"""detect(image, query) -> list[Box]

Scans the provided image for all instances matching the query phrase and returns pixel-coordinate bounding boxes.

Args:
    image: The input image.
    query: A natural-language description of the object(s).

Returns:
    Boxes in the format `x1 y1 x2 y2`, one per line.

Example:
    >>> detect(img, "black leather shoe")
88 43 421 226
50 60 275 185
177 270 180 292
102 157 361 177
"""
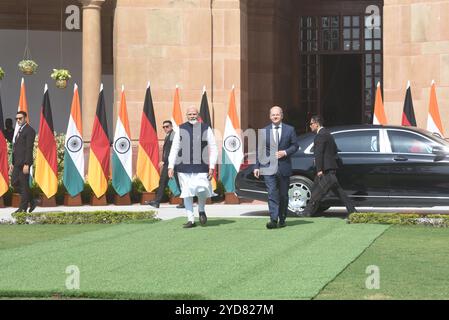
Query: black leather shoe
199 211 207 225
266 221 278 229
176 203 185 209
28 199 40 213
183 221 196 228
278 221 287 228
145 201 160 208
13 208 27 214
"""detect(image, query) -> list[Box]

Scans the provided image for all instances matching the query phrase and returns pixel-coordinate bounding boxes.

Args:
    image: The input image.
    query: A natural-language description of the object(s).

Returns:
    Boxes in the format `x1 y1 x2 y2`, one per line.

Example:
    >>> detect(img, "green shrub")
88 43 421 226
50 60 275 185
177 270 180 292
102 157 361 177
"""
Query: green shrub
10 210 158 225
348 213 449 227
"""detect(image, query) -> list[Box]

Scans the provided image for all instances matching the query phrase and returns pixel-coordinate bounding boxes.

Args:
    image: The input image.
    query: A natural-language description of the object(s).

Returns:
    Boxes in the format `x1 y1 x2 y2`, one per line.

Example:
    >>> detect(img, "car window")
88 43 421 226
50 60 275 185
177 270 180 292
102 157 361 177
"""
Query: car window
387 130 434 154
333 130 380 152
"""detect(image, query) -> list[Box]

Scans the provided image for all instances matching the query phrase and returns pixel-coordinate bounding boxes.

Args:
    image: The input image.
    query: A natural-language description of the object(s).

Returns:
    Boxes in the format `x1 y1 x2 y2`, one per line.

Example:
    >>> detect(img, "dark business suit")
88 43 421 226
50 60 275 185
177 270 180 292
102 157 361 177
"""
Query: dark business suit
11 123 36 211
304 127 356 216
154 130 175 203
256 123 299 224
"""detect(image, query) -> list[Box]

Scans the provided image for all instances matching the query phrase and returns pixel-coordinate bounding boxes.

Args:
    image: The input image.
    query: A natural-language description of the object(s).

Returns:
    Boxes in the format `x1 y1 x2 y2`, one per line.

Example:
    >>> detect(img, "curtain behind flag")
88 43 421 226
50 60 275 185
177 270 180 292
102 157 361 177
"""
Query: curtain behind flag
0 90 9 197
427 81 444 137
112 86 132 196
372 82 387 125
35 85 58 198
63 84 84 197
88 84 110 198
136 83 159 192
402 82 417 127
198 89 217 190
220 87 243 192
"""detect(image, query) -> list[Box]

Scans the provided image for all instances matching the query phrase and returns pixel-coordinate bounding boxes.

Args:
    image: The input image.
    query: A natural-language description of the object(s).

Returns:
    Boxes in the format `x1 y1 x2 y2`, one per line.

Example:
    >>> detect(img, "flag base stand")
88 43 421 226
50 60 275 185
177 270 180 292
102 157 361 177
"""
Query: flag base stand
225 192 240 204
0 197 4 208
64 194 82 206
12 193 21 207
40 195 57 207
114 193 131 205
91 194 107 206
140 192 156 205
169 196 182 205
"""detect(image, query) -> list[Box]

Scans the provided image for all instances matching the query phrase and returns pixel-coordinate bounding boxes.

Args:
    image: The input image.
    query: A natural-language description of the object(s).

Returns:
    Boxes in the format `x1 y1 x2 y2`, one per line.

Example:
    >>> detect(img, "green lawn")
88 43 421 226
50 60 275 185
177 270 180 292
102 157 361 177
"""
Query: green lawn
315 225 449 300
0 217 387 299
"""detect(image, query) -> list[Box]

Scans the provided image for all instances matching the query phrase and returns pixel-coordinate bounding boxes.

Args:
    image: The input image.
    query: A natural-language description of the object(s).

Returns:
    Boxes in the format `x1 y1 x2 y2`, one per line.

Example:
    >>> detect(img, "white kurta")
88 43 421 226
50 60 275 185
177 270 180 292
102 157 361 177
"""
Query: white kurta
168 123 218 198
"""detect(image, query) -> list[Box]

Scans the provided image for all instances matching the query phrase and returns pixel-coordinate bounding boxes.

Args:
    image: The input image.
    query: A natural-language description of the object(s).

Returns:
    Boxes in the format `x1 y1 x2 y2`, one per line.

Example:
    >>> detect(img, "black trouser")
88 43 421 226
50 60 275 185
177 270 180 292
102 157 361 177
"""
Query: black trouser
11 165 34 211
155 166 182 204
306 170 356 215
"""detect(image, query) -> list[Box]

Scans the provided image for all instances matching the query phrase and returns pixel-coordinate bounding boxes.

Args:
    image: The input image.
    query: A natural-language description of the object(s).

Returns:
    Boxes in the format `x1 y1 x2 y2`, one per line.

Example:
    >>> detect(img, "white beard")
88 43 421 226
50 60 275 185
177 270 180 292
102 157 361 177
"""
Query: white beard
189 120 198 125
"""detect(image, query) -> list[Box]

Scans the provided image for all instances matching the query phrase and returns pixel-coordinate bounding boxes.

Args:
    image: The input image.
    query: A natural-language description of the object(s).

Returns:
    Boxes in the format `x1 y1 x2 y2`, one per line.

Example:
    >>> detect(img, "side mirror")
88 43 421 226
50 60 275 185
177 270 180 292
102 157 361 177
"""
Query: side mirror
432 146 448 156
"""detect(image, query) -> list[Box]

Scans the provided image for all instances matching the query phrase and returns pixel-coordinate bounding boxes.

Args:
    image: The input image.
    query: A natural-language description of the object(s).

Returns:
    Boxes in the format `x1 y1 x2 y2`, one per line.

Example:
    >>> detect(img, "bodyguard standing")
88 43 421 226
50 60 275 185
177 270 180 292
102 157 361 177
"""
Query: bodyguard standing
9 111 36 213
254 106 299 229
302 115 356 217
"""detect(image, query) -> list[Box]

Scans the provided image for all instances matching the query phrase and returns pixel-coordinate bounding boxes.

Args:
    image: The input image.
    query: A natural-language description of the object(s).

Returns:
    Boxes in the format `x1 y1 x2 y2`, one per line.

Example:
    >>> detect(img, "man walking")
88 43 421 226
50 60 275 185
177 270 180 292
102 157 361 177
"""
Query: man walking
302 115 356 217
146 120 183 208
168 106 218 228
254 106 299 229
9 111 36 213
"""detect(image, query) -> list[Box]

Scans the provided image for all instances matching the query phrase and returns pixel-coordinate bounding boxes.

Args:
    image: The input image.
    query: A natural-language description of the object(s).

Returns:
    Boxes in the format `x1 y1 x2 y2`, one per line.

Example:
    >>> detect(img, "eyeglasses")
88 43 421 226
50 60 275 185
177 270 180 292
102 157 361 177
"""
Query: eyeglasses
162 125 170 129
309 122 316 126
16 117 24 121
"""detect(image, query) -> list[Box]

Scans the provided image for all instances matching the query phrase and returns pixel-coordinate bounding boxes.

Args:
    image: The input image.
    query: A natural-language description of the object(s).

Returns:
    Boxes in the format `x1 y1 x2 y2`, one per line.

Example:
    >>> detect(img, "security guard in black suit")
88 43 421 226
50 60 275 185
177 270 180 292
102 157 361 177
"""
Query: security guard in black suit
302 115 356 217
9 111 36 213
145 120 183 208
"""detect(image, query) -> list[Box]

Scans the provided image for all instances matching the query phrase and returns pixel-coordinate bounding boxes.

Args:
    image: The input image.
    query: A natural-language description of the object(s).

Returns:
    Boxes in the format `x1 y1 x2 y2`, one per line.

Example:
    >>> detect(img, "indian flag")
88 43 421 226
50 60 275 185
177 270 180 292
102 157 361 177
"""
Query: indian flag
372 81 387 125
112 85 132 196
63 84 84 197
220 87 243 192
427 80 444 137
171 85 183 132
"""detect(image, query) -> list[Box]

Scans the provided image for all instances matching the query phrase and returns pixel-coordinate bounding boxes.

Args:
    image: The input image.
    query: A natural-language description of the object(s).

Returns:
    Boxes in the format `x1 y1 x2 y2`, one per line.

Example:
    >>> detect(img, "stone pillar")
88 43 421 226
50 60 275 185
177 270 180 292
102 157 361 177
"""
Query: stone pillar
80 0 105 141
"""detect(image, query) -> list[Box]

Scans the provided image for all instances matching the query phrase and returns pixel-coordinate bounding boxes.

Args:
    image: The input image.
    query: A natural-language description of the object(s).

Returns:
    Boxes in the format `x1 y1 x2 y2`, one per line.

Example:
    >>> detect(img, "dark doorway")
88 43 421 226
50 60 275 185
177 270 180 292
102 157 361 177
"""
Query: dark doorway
320 54 362 126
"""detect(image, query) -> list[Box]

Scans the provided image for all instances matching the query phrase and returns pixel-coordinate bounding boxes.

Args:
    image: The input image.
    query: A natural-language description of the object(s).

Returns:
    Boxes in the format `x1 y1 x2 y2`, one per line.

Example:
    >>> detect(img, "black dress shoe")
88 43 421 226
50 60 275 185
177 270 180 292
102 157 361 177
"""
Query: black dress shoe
183 221 196 228
28 199 40 213
278 221 287 228
13 208 27 214
145 201 160 208
266 221 278 229
176 203 185 209
199 211 207 225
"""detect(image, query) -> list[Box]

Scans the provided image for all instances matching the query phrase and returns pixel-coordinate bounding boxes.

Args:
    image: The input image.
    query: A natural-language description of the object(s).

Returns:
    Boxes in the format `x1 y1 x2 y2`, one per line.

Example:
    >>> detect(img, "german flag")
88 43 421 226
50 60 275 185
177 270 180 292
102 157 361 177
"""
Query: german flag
35 85 58 198
136 83 159 192
402 81 417 127
88 84 111 198
0 90 9 197
198 87 217 190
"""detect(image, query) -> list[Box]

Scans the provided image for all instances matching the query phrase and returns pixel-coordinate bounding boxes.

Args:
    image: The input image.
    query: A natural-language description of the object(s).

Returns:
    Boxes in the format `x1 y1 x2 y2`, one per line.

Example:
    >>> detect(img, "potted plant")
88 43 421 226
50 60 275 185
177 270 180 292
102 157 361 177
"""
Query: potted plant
0 67 5 80
50 69 71 89
18 59 38 75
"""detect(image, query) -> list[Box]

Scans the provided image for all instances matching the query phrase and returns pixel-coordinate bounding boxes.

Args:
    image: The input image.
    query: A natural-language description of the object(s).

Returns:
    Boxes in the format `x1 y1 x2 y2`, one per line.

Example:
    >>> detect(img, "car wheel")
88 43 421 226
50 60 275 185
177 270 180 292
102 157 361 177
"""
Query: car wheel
287 176 313 216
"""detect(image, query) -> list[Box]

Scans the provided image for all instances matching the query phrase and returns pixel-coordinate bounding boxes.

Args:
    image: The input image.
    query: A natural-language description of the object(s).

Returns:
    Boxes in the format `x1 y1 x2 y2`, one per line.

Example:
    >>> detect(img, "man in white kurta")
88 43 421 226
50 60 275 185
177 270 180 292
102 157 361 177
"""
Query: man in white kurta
168 106 218 228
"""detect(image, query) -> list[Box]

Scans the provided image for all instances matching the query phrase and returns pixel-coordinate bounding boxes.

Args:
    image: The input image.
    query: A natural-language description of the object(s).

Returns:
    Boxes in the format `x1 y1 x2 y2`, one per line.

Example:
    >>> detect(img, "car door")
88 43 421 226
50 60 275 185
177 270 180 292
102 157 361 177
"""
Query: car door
331 129 391 205
386 129 449 206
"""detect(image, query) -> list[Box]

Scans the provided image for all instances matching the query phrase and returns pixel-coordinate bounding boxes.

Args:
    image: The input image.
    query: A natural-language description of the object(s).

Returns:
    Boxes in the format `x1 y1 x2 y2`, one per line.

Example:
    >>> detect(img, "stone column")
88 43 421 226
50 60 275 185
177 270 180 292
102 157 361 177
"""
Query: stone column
79 0 105 141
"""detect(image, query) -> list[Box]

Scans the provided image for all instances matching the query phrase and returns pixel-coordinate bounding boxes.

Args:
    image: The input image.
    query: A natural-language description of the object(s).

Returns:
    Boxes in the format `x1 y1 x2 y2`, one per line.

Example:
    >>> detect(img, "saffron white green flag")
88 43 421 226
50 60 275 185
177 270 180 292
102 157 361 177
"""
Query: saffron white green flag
112 85 132 196
220 87 243 192
63 84 84 196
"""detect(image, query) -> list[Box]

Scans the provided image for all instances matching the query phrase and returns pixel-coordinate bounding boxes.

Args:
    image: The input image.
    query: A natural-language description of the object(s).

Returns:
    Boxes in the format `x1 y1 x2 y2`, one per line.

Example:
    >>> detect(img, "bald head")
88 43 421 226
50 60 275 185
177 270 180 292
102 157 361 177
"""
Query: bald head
270 106 283 126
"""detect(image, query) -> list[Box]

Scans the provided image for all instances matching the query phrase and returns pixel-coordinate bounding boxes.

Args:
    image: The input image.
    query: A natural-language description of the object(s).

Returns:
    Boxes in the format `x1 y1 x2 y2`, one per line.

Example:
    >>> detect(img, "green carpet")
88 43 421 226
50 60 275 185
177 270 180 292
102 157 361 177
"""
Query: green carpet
0 218 388 299
315 225 449 300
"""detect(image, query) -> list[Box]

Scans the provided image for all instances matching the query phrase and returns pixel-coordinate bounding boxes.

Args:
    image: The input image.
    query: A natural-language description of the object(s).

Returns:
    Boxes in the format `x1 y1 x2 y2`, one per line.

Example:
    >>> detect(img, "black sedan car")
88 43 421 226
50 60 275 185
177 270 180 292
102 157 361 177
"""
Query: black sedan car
235 125 449 215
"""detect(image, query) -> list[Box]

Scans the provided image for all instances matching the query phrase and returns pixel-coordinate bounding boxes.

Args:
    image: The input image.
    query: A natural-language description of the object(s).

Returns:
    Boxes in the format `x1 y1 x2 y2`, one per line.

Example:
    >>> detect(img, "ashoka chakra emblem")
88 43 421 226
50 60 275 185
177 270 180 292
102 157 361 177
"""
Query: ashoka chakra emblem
66 135 83 153
114 137 131 154
224 136 241 153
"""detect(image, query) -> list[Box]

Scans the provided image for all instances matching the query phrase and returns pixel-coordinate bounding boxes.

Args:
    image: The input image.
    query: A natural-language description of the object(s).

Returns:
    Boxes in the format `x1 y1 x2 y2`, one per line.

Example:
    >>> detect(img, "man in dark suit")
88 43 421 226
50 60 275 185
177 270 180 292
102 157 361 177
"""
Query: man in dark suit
254 106 299 229
302 115 356 218
9 111 36 213
146 120 183 208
